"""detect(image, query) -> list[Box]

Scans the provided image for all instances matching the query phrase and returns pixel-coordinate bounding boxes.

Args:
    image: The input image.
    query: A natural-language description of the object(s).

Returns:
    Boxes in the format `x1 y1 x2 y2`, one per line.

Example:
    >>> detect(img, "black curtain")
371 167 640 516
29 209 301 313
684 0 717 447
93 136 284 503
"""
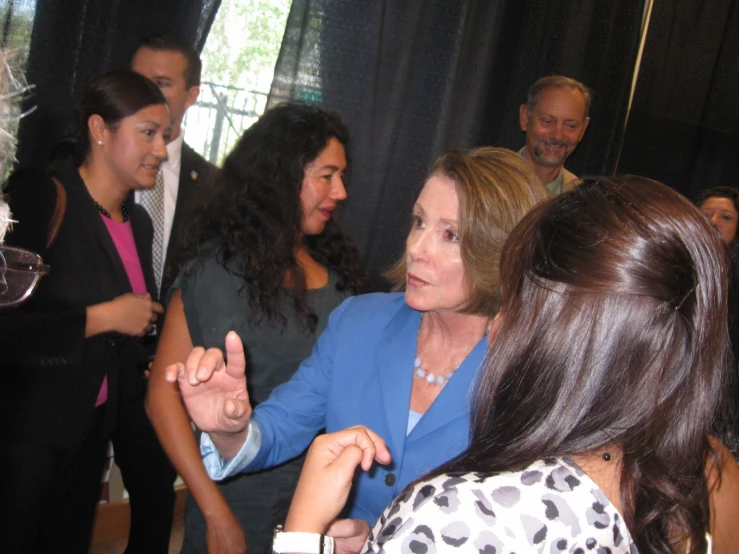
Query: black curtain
483 0 645 176
269 0 644 275
15 0 220 169
617 0 739 199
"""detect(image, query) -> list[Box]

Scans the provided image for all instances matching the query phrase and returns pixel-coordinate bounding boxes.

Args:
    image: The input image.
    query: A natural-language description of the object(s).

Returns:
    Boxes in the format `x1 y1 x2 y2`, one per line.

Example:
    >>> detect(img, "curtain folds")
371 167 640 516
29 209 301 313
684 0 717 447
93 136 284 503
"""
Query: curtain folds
16 0 221 169
616 0 739 198
269 0 645 275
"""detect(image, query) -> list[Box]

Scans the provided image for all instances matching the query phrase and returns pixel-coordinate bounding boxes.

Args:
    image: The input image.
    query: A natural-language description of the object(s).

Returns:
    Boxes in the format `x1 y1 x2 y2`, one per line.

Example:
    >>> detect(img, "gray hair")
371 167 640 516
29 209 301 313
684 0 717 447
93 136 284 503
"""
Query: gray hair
526 75 592 118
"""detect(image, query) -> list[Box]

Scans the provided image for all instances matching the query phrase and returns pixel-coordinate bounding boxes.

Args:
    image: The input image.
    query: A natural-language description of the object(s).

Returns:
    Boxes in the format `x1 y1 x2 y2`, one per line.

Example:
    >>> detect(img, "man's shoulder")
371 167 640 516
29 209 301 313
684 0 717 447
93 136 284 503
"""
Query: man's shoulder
180 142 218 182
562 167 579 192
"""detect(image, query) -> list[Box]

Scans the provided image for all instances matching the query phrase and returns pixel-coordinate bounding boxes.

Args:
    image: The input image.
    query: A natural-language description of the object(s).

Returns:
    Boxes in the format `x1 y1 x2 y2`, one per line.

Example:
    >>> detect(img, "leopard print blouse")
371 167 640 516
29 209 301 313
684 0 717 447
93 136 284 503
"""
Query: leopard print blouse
363 457 637 553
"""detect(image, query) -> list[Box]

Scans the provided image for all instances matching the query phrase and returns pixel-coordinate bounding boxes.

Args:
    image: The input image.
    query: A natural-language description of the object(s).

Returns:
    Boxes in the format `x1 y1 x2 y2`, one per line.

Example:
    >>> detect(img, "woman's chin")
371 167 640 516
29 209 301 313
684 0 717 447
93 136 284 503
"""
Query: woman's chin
404 288 430 312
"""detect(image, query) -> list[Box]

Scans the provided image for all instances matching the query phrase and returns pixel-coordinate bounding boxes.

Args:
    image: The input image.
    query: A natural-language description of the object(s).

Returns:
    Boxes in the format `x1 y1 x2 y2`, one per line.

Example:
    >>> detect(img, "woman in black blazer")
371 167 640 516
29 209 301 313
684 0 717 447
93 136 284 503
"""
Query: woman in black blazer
0 70 170 553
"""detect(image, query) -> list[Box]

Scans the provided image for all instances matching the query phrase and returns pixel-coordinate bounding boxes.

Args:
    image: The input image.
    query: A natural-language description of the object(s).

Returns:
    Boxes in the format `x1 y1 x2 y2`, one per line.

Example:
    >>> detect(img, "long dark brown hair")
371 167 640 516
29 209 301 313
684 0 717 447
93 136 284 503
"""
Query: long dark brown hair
176 103 367 332
431 176 733 552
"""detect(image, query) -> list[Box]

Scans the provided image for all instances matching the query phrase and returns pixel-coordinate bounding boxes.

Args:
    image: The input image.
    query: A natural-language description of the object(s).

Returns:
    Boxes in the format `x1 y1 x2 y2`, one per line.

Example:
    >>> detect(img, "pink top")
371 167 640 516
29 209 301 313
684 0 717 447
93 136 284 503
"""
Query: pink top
101 216 148 295
95 215 148 406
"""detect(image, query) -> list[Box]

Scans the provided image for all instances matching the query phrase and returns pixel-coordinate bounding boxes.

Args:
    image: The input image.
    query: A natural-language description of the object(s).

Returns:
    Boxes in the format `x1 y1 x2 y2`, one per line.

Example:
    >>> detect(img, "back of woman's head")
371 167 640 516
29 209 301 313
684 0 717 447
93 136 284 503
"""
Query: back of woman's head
472 176 730 552
55 69 166 166
388 147 548 315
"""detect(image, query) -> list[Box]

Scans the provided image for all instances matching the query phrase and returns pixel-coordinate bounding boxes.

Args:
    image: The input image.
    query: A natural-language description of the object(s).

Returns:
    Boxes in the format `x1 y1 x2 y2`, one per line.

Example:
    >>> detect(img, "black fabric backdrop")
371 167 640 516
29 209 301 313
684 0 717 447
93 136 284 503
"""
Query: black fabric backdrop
10 0 739 274
269 0 645 276
15 0 220 169
617 0 739 200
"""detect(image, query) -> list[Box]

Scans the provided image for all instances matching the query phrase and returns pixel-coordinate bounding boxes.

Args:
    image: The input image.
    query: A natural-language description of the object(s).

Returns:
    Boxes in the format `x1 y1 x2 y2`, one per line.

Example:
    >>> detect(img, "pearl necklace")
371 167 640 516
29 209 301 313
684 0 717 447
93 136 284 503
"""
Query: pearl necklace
413 317 492 387
414 356 458 386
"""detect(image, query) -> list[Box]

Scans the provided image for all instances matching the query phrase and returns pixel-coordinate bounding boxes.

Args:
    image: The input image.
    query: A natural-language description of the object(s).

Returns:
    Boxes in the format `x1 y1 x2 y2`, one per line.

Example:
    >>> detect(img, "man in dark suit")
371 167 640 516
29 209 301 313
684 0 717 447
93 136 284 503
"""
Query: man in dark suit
106 34 216 553
132 33 217 301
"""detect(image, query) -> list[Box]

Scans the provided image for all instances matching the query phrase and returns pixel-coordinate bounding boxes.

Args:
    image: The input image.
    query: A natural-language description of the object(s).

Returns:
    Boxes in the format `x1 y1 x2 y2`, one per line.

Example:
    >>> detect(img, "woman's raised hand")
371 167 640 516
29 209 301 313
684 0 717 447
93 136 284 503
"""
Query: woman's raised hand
284 426 392 534
165 331 253 458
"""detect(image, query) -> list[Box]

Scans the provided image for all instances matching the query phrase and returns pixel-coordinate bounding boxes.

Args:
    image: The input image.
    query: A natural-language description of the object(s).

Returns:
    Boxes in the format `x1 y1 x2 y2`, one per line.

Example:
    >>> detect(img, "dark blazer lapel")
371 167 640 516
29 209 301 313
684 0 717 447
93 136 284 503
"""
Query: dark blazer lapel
168 144 205 261
407 337 488 443
166 144 194 267
162 143 214 298
128 202 157 297
57 161 131 295
376 304 421 458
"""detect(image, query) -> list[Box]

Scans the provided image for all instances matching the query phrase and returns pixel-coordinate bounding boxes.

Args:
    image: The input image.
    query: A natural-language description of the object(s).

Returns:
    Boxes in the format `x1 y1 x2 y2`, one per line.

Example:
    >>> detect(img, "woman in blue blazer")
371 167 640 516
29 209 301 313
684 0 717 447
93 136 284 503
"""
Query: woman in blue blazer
165 148 549 528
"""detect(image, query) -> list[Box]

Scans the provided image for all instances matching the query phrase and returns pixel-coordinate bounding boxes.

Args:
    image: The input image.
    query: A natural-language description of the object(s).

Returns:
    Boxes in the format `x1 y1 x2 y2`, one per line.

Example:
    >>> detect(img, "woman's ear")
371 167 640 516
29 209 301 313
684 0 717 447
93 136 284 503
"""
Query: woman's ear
487 313 503 347
87 114 107 146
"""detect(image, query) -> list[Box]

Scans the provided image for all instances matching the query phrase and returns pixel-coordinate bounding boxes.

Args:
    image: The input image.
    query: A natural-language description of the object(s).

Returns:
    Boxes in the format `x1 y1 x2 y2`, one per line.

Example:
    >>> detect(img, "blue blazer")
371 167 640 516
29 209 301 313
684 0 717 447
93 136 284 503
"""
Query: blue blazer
247 292 488 524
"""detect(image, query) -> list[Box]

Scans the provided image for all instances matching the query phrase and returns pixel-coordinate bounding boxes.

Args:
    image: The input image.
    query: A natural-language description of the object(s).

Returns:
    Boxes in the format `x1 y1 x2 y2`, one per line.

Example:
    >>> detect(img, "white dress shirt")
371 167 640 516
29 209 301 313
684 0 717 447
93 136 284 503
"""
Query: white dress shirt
135 134 183 278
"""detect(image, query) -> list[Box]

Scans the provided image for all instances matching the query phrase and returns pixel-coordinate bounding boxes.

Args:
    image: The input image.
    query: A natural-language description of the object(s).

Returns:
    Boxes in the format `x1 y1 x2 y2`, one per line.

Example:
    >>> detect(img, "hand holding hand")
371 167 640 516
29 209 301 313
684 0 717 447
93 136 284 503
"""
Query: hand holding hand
285 426 392 534
165 331 252 458
108 292 163 336
326 519 371 554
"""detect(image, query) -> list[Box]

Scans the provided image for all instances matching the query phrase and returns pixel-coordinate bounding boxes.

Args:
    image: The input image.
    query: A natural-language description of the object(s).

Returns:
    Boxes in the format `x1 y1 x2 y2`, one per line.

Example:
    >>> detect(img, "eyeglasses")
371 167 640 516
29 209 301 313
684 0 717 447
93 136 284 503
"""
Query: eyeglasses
0 245 49 307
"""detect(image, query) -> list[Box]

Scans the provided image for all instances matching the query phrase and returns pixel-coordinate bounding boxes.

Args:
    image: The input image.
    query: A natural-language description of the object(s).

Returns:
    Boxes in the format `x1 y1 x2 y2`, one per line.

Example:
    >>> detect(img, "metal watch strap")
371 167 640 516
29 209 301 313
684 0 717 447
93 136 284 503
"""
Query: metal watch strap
273 525 335 554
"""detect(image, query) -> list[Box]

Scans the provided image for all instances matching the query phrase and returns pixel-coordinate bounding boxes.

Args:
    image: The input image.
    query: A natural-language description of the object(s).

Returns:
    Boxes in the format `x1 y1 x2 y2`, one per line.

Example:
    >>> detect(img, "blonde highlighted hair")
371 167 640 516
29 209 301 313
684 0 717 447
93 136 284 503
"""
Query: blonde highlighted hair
386 147 548 315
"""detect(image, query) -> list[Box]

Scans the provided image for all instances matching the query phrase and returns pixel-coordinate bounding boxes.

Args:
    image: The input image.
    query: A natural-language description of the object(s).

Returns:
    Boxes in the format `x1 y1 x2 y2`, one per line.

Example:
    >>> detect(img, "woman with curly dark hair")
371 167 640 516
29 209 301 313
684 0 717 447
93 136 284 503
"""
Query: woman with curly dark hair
146 102 367 554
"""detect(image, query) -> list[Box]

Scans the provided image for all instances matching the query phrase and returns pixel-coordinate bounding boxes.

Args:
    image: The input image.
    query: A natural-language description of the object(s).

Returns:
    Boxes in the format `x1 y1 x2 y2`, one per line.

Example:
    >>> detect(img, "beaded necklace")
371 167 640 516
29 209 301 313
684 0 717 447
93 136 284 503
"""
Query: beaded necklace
94 200 128 222
413 356 459 386
414 316 491 387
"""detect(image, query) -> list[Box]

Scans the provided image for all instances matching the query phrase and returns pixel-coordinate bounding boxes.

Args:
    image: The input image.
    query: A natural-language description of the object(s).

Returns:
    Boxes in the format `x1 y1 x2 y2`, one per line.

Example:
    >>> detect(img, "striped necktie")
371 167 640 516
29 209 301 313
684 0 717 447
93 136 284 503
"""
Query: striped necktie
139 171 165 294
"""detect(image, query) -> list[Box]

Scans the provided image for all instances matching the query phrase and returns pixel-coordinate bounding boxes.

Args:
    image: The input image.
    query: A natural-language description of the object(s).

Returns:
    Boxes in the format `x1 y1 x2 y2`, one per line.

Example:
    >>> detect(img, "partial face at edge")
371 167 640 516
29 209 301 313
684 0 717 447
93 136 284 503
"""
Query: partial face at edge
299 138 348 236
701 196 739 243
404 174 469 314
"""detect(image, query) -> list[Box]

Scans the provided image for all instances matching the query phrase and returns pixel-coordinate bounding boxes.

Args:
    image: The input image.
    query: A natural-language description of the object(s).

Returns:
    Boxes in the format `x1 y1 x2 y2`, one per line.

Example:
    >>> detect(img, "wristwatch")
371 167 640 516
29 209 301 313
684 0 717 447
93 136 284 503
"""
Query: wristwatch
273 525 335 554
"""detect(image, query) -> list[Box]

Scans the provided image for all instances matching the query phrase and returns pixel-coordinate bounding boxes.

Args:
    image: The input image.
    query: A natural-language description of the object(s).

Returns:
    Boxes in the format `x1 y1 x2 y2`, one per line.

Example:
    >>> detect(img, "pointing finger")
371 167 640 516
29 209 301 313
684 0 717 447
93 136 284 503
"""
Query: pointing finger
224 331 247 379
